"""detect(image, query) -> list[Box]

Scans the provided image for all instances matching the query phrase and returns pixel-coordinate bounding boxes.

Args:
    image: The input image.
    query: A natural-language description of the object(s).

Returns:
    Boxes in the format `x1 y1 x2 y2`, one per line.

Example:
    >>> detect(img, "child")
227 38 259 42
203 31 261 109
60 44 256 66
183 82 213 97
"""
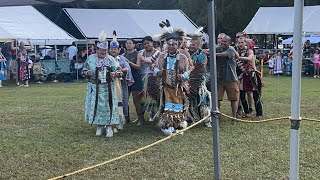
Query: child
268 55 274 75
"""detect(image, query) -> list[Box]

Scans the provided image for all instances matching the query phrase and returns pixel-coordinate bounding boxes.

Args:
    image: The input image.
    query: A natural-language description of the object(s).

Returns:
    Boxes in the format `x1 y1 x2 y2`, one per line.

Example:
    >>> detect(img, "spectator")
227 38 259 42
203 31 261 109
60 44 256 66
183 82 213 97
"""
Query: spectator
40 48 50 57
303 40 311 58
216 35 240 117
11 40 34 86
123 38 143 124
0 48 7 87
119 44 126 54
274 51 283 75
67 42 78 61
313 49 320 78
268 55 275 75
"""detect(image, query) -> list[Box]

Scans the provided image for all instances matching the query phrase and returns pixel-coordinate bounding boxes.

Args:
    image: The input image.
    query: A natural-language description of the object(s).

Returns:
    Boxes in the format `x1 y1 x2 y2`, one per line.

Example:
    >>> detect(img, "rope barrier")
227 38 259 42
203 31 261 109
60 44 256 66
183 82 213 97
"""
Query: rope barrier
48 114 211 180
302 117 320 122
48 112 320 180
219 112 289 123
220 113 320 123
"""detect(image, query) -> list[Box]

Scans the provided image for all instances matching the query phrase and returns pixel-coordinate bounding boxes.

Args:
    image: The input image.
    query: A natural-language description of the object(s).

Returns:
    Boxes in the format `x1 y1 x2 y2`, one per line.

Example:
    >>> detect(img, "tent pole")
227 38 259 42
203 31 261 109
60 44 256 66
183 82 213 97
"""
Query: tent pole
208 0 221 179
55 45 58 61
290 0 303 180
86 39 89 59
76 41 78 81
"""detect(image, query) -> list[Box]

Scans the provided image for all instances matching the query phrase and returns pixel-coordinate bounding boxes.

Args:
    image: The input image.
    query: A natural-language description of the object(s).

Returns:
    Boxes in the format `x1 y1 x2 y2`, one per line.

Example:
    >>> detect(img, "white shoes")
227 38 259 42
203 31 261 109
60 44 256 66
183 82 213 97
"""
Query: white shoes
96 126 114 137
96 127 103 136
161 127 175 136
106 126 113 137
113 128 118 133
204 122 212 128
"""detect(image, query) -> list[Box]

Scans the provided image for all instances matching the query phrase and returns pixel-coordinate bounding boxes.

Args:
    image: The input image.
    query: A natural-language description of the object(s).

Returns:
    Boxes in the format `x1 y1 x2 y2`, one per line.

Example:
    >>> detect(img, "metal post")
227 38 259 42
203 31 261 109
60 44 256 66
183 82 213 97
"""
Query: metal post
290 0 303 180
76 41 79 81
208 0 221 179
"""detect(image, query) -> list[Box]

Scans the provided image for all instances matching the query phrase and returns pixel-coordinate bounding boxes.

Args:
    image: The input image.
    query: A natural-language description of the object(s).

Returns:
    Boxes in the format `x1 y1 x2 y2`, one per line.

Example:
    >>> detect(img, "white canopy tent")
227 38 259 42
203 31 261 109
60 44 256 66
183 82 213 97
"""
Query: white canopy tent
0 6 76 45
63 8 200 39
244 6 320 34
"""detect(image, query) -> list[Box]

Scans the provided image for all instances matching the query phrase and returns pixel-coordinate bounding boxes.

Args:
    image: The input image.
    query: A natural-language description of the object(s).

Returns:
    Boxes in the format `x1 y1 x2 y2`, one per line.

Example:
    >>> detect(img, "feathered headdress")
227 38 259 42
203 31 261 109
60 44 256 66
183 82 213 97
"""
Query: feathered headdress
187 26 204 40
109 30 119 49
158 19 185 43
97 30 108 49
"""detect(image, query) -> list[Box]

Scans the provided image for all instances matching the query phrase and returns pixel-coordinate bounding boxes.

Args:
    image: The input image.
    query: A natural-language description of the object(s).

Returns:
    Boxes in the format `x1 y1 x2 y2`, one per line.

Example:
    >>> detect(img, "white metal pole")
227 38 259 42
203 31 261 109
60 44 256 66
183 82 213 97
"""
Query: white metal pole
76 41 79 81
55 45 58 61
208 0 221 179
290 0 303 180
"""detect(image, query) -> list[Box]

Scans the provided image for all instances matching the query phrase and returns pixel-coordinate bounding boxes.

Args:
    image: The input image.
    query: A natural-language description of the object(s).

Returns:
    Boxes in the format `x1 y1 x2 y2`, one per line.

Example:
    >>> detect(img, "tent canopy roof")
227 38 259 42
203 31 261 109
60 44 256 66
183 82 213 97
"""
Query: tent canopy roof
0 0 101 6
0 6 76 45
244 6 320 34
63 8 200 39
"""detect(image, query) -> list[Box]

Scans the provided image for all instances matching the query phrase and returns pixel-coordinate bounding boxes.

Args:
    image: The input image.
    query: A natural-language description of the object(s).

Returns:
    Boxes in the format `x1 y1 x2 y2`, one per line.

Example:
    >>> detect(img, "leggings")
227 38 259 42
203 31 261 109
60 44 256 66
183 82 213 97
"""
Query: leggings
240 90 263 116
129 90 144 116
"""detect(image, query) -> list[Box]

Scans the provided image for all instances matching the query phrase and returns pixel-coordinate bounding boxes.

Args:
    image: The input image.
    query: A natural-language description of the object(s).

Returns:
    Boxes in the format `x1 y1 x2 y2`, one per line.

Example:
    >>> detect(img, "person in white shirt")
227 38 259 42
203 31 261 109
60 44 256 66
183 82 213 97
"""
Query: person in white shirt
41 48 50 57
67 42 78 61
268 56 275 75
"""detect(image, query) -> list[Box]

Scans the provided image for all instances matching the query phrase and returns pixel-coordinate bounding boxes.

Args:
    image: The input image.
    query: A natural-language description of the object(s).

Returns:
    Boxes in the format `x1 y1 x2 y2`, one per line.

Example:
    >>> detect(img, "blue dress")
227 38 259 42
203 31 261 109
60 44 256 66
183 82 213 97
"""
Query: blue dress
0 61 6 80
84 54 121 126
283 56 292 76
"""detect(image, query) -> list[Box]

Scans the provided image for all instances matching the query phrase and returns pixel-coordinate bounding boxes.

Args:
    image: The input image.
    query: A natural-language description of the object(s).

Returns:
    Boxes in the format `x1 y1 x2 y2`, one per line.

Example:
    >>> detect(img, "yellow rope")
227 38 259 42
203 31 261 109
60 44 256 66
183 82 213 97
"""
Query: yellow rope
220 113 320 123
48 114 211 180
302 117 320 122
48 112 320 180
219 112 289 123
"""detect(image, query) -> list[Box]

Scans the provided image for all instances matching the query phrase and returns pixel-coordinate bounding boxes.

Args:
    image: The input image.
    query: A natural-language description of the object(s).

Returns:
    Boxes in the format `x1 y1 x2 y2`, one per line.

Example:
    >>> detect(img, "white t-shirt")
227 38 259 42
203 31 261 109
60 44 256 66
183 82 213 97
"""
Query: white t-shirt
68 46 78 60
268 58 274 68
41 49 50 57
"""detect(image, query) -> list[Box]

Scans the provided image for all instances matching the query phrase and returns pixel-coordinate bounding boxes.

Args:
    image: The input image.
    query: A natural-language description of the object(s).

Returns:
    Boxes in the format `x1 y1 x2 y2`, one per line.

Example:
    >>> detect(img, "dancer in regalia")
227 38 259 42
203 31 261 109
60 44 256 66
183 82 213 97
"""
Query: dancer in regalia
109 30 135 131
151 25 190 135
83 31 123 138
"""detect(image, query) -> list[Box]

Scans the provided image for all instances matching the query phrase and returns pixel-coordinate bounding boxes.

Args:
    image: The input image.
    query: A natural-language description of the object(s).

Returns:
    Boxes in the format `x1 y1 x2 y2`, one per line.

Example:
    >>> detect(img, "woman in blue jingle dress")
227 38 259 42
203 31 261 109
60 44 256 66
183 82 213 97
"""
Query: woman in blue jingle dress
83 31 122 138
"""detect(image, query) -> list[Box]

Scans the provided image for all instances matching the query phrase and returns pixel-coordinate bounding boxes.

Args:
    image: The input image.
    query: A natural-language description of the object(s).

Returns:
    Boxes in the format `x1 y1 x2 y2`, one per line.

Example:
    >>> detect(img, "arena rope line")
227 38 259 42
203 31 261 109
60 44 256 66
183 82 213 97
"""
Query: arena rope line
220 112 320 123
220 112 289 123
47 114 211 180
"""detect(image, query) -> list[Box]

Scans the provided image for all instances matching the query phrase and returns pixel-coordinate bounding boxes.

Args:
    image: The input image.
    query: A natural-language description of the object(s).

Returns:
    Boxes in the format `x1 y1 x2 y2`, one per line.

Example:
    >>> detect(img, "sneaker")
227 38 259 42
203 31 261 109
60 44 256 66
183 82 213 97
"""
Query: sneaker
106 126 113 137
53 80 58 83
0 84 2 88
137 120 144 126
161 127 175 136
204 122 212 128
242 113 253 118
20 84 25 87
24 84 29 87
314 75 317 78
113 128 118 133
96 127 103 136
117 123 123 130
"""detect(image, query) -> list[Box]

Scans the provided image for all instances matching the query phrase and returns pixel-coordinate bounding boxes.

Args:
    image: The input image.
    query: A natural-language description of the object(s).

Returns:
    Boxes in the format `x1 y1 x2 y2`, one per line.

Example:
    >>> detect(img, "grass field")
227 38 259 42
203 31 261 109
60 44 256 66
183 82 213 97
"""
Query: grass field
0 75 320 180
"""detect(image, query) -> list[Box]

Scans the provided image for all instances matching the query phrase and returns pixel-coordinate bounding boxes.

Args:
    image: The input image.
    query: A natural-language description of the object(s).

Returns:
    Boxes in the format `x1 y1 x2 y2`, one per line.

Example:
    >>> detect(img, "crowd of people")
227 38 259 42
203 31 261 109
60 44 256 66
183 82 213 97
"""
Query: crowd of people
0 20 265 137
0 22 265 137
79 20 264 138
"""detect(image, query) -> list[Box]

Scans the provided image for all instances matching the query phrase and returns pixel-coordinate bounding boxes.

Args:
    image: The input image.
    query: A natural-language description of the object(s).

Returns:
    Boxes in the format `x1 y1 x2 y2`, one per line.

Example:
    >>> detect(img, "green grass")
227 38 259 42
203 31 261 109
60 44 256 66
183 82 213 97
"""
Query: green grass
0 75 320 180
